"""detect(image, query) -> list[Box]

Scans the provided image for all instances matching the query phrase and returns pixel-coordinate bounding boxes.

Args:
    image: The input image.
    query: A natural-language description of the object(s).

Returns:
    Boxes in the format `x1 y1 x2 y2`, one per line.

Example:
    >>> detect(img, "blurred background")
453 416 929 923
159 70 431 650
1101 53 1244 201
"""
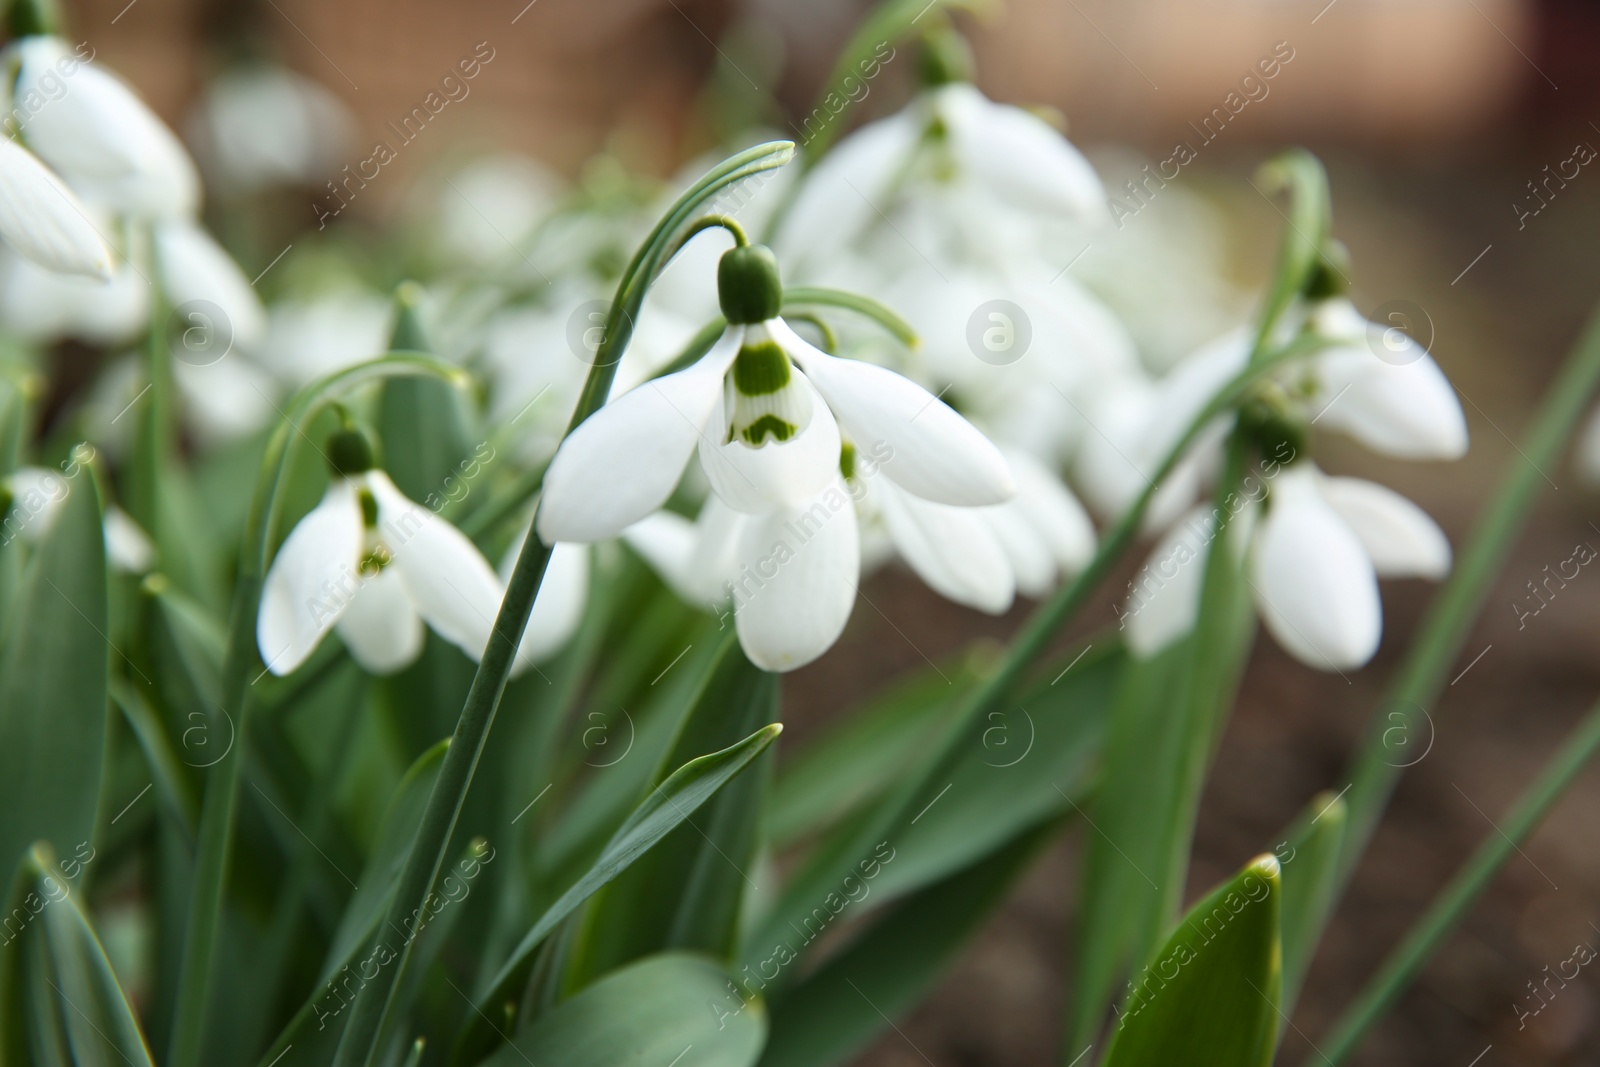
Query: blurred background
55 0 1600 1063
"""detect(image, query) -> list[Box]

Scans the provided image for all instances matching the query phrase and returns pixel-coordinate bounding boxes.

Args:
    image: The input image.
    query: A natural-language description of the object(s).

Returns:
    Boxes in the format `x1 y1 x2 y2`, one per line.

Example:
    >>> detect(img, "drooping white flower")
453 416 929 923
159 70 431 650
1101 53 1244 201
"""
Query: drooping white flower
0 245 148 344
1122 462 1451 671
540 243 1013 669
1075 304 1469 525
257 429 504 676
2 465 153 572
6 35 199 219
498 524 591 674
156 218 267 349
259 291 393 385
0 136 111 277
190 65 354 194
776 81 1107 278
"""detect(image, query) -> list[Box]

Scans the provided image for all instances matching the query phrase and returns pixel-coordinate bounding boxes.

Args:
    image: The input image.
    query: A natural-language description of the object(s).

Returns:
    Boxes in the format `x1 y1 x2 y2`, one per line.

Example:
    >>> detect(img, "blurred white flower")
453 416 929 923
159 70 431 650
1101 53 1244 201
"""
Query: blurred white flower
2 465 153 572
1123 462 1451 671
497 525 589 674
155 217 266 348
429 154 563 267
190 65 353 193
776 81 1107 278
259 291 393 384
6 35 199 219
257 434 503 676
0 136 111 277
0 245 148 344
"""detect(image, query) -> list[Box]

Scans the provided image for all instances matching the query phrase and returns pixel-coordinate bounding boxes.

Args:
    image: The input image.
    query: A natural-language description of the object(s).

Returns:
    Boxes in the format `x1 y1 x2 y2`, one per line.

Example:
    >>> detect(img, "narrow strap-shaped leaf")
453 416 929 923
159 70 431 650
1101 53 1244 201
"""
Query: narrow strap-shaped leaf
1067 449 1257 1053
452 723 781 1067
568 640 778 983
1101 854 1283 1067
479 953 766 1067
1275 790 1346 1018
252 739 449 1067
0 454 107 882
1318 698 1600 1064
0 844 155 1067
758 817 1060 1067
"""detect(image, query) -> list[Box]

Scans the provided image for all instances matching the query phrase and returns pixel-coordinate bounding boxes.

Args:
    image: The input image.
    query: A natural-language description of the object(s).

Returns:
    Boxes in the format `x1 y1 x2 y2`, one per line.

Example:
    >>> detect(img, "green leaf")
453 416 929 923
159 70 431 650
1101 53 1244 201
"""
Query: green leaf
109 679 199 839
1067 458 1257 1053
570 641 778 983
0 843 156 1067
1101 854 1283 1067
479 953 766 1067
0 459 108 881
253 739 449 1067
454 723 782 1067
868 642 1119 902
1275 790 1346 1016
758 818 1057 1067
767 664 971 848
377 284 476 503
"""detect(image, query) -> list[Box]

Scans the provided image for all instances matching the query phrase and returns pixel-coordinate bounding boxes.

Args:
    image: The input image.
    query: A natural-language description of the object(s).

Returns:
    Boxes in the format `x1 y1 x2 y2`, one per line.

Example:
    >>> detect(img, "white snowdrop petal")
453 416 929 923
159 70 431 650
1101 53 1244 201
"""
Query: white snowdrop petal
1122 508 1213 658
773 105 922 272
622 510 700 602
1004 448 1096 575
171 353 279 443
0 138 111 277
14 37 200 218
700 372 841 513
537 327 742 542
512 542 590 673
876 479 1014 615
5 465 70 541
733 481 860 672
982 504 1055 599
1312 347 1468 461
1251 467 1382 671
369 472 505 662
156 219 267 348
771 318 1014 506
335 567 424 675
1318 476 1452 579
103 506 155 573
257 480 363 675
940 84 1106 221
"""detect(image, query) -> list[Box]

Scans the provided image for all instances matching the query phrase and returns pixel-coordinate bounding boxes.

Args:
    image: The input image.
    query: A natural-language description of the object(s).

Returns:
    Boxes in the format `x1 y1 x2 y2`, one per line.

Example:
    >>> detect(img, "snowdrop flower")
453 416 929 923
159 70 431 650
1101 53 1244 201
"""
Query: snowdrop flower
1075 302 1469 525
259 291 393 385
1122 461 1451 671
155 217 267 349
257 428 504 676
498 524 590 673
6 35 199 219
0 246 147 344
190 65 354 194
0 137 112 277
540 242 1014 669
1 465 153 571
776 43 1105 279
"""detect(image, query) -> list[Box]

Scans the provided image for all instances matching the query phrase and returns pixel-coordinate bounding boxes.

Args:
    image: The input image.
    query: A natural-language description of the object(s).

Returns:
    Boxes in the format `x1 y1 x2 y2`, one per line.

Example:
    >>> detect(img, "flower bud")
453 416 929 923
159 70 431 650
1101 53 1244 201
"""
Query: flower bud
717 244 783 325
326 427 376 477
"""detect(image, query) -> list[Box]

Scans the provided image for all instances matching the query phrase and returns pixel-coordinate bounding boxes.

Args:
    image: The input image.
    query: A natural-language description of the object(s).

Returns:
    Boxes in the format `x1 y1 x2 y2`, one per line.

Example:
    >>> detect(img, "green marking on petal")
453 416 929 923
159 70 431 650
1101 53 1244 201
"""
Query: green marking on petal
732 340 792 396
839 440 857 481
359 488 380 529
741 415 797 445
359 544 392 577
